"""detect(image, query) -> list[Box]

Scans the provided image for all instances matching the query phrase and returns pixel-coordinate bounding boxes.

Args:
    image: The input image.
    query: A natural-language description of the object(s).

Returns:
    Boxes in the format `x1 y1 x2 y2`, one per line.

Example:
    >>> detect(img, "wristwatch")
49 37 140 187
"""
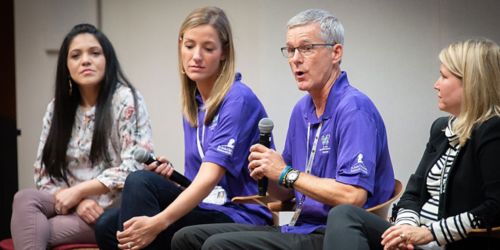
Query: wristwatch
285 169 300 188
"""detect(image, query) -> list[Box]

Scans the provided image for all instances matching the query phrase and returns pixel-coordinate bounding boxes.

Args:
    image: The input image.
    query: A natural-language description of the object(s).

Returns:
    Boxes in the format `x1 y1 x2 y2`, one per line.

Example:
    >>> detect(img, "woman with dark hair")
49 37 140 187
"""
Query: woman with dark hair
10 23 153 250
324 39 500 250
95 6 271 250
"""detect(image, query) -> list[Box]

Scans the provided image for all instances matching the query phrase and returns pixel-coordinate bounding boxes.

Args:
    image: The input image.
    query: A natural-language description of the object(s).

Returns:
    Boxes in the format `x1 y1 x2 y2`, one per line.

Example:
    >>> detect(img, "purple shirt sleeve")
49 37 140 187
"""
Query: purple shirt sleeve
335 109 378 195
203 98 245 176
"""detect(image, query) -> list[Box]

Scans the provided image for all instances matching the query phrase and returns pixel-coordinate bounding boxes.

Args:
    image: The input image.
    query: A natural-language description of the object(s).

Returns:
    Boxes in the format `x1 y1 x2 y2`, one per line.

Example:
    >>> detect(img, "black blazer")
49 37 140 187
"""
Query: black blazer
395 116 500 249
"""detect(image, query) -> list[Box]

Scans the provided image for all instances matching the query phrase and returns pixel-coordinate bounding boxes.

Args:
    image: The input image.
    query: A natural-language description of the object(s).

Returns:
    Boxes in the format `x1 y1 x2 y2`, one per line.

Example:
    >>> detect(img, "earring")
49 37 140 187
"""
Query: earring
68 79 73 96
181 68 186 74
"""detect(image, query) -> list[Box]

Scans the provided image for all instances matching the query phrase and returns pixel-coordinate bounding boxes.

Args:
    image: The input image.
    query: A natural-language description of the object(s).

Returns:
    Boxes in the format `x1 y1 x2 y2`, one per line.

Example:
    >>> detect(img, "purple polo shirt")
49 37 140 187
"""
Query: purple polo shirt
281 71 394 234
183 73 272 225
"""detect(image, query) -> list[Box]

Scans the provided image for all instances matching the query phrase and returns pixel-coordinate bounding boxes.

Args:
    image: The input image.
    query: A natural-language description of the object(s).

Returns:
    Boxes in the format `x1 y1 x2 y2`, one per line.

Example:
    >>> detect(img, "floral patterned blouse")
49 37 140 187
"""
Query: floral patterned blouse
34 84 154 208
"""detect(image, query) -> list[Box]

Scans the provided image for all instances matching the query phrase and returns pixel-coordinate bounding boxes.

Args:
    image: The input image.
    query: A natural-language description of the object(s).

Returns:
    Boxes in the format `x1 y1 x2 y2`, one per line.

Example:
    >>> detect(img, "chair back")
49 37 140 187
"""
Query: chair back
366 179 403 219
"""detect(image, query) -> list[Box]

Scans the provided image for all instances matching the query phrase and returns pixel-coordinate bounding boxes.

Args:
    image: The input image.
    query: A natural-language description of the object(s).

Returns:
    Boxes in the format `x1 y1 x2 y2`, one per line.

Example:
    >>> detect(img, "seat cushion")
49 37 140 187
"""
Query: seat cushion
52 243 99 250
0 239 14 250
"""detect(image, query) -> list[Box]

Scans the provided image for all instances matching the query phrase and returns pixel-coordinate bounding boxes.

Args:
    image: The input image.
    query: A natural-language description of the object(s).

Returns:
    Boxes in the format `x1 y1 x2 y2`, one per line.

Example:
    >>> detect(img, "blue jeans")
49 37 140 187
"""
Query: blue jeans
94 170 233 250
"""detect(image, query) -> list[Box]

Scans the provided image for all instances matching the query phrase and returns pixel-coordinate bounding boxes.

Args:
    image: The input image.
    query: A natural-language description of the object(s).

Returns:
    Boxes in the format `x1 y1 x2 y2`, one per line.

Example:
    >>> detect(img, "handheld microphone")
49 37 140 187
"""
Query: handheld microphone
258 118 274 196
133 148 191 188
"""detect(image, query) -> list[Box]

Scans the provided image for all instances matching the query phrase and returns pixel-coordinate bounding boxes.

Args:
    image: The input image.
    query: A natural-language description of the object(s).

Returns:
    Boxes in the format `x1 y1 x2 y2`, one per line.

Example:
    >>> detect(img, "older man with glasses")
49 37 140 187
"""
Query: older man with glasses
171 8 395 250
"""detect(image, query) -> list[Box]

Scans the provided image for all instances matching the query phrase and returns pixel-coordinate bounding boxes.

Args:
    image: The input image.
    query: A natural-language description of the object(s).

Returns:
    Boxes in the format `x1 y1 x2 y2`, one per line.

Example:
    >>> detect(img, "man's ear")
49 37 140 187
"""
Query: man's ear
332 44 343 64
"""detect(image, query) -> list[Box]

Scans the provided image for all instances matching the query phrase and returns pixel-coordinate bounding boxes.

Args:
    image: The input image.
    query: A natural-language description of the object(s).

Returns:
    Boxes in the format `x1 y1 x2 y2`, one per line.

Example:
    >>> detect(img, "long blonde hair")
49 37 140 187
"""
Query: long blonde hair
439 39 500 145
178 6 236 127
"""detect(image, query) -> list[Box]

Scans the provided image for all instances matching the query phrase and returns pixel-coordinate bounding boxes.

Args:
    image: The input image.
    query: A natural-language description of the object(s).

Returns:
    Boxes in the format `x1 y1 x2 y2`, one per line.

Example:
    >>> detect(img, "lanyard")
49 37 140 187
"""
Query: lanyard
305 122 322 174
195 113 229 205
289 122 323 226
196 125 206 159
195 122 230 205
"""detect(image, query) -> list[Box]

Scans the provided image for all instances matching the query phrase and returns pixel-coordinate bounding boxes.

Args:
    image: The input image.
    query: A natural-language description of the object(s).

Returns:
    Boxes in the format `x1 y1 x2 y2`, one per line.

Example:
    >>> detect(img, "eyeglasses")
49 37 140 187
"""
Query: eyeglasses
280 43 335 58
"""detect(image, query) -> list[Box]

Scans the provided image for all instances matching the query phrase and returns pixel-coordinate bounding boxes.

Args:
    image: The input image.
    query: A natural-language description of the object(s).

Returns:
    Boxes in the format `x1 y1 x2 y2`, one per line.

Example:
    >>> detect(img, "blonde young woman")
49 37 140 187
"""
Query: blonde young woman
325 39 500 250
95 7 271 250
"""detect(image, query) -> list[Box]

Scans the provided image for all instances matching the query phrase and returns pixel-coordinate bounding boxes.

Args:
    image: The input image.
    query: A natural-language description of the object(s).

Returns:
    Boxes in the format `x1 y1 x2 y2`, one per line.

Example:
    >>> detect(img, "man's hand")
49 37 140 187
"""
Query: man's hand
248 144 286 181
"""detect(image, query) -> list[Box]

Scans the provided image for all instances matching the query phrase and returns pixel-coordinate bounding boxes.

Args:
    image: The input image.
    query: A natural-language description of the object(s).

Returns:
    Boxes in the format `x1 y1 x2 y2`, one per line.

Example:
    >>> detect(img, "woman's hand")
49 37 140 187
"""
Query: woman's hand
76 199 104 224
117 215 165 249
381 224 434 250
54 186 83 215
144 156 175 180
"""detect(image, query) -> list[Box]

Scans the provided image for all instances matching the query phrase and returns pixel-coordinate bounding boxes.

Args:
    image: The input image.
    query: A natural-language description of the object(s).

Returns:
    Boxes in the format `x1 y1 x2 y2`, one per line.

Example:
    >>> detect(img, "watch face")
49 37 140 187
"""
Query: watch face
287 171 299 180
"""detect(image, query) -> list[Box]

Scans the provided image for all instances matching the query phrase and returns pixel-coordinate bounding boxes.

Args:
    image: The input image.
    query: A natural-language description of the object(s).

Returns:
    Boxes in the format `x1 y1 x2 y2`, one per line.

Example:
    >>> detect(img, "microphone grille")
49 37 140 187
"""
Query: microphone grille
133 148 149 163
258 118 274 133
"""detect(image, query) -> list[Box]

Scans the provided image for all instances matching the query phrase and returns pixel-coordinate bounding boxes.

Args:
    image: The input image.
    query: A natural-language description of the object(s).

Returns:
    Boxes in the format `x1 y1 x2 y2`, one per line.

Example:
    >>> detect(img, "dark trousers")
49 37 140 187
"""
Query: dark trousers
94 170 233 250
171 223 325 250
324 204 391 250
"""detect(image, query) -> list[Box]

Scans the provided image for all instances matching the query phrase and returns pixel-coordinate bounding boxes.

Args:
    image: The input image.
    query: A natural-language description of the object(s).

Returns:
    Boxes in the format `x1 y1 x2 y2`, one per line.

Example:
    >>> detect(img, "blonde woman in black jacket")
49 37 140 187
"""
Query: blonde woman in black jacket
324 39 500 250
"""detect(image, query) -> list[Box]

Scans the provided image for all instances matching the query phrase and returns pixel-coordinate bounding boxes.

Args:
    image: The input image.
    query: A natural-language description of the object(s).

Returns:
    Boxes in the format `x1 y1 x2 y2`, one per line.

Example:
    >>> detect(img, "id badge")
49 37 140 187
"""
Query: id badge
288 206 302 226
202 185 228 205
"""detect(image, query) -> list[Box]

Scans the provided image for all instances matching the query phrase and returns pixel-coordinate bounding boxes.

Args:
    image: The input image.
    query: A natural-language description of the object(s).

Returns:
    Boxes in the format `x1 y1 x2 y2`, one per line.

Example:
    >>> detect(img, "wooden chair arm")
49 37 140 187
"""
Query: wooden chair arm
468 226 500 238
232 195 296 226
267 199 296 212
267 200 284 212
231 195 277 207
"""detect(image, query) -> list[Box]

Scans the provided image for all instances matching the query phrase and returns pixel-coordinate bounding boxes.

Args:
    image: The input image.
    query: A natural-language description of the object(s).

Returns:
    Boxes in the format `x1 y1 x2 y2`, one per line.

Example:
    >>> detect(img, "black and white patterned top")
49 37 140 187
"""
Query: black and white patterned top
395 119 480 248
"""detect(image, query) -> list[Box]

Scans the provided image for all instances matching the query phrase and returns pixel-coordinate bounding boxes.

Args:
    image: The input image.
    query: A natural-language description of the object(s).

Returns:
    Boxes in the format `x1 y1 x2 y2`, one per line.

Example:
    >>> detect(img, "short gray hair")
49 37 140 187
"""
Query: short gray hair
287 9 344 45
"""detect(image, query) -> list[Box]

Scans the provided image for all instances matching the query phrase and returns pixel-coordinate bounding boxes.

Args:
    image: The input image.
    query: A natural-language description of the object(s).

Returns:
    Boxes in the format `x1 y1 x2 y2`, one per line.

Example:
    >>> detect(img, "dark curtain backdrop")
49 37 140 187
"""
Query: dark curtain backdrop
0 0 18 240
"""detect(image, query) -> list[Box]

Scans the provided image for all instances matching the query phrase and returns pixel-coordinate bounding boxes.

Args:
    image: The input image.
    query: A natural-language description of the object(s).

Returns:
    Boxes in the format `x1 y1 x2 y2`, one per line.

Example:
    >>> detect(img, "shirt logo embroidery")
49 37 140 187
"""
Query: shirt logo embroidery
227 138 235 148
350 153 368 175
209 114 219 130
320 133 331 154
217 138 235 156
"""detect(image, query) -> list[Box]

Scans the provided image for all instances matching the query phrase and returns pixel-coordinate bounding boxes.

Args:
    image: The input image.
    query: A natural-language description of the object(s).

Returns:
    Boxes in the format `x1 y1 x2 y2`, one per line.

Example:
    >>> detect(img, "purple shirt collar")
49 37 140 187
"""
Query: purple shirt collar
304 71 349 124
